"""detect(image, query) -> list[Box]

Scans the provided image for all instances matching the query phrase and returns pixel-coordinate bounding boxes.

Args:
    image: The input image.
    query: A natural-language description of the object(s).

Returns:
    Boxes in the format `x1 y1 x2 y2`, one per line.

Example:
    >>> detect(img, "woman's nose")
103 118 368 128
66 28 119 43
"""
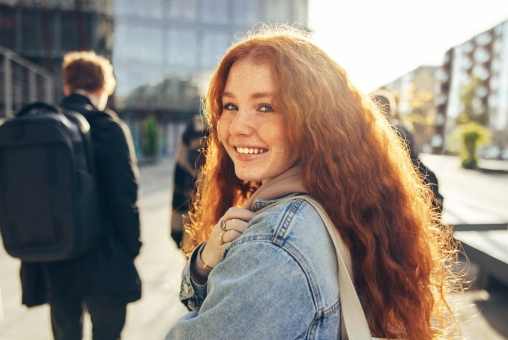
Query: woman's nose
229 109 253 135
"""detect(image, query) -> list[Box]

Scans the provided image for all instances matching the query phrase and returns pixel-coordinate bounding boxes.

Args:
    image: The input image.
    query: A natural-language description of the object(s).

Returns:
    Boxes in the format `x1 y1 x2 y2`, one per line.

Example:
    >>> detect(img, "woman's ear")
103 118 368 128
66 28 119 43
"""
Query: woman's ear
63 84 72 96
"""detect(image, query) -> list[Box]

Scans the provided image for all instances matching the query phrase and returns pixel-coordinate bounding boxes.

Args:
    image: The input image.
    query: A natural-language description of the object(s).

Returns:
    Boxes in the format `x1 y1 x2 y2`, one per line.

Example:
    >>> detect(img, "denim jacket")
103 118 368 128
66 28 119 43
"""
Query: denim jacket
166 195 341 340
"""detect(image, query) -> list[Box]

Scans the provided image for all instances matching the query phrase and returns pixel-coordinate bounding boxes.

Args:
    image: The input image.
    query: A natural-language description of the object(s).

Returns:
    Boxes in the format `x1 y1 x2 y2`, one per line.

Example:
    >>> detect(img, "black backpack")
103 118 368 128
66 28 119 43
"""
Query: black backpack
0 102 101 262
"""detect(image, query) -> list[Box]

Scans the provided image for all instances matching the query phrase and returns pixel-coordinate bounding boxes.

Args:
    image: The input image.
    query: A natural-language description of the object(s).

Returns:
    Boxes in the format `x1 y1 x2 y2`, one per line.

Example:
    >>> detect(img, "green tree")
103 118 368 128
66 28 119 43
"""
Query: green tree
456 76 488 125
450 77 491 168
142 116 158 157
450 122 491 169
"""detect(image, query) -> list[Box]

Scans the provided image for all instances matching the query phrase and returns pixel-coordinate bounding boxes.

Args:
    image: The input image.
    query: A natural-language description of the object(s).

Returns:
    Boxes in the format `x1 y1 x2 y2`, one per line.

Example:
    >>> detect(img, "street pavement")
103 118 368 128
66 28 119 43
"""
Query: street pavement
0 155 507 339
420 154 508 225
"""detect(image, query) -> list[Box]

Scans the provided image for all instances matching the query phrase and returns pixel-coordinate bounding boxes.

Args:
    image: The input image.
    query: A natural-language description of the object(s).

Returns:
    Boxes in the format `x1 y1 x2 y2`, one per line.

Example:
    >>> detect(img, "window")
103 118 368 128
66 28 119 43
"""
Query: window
475 32 492 46
169 0 197 22
474 47 491 64
473 64 489 80
265 0 290 23
292 0 308 24
201 0 228 24
233 0 259 26
200 32 229 69
114 25 163 65
167 29 197 70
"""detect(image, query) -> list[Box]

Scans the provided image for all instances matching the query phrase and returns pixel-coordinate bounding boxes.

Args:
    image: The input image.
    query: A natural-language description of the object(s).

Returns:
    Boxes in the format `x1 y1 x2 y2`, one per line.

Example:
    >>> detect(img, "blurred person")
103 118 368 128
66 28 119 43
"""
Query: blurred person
373 89 444 212
170 114 208 248
166 26 461 339
20 51 141 340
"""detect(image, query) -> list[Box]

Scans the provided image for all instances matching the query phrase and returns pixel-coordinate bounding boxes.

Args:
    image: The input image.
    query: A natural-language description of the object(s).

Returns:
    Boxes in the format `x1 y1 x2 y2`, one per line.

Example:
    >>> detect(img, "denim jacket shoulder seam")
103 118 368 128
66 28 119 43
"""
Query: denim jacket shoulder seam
272 198 306 246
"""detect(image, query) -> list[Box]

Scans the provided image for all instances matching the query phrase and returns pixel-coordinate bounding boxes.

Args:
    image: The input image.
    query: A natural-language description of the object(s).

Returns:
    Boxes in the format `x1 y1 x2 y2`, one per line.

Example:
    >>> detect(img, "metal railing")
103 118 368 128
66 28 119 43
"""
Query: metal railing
0 45 54 119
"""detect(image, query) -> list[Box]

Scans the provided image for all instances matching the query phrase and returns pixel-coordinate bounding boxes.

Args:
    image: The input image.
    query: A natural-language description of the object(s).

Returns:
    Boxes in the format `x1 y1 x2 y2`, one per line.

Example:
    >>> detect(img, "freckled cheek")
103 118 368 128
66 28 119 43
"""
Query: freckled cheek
217 120 229 145
279 145 294 162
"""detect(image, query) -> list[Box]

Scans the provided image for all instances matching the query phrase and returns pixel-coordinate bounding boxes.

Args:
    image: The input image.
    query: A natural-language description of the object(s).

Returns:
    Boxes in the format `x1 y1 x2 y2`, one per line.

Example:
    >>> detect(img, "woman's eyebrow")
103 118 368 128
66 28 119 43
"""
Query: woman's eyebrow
251 92 274 99
222 91 235 98
222 92 274 99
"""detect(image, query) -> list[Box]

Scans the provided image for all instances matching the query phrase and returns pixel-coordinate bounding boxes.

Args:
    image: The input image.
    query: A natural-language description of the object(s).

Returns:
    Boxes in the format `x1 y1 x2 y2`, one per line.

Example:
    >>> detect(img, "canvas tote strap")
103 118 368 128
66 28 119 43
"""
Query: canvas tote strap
258 195 382 340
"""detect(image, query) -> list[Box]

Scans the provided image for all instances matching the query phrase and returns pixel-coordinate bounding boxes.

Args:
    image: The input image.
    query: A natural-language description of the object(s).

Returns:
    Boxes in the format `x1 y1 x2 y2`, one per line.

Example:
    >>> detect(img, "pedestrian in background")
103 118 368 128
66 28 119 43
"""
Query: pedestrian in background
20 51 142 340
166 26 461 339
373 89 444 212
170 114 208 248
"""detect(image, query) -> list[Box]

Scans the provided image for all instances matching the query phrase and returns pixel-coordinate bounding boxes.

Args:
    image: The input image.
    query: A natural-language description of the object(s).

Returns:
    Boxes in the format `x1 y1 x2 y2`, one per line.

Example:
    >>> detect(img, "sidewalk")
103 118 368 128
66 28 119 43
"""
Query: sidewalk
0 158 188 339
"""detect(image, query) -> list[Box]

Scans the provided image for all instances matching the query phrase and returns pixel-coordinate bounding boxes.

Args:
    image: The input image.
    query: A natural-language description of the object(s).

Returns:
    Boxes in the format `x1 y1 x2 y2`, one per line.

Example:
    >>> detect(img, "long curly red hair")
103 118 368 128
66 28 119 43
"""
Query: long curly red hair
183 26 461 339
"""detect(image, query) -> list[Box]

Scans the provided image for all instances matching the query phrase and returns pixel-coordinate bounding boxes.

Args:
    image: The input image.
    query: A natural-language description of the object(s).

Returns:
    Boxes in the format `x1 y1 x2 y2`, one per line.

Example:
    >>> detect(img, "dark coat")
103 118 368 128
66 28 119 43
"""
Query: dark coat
170 120 208 247
396 124 444 212
20 94 142 307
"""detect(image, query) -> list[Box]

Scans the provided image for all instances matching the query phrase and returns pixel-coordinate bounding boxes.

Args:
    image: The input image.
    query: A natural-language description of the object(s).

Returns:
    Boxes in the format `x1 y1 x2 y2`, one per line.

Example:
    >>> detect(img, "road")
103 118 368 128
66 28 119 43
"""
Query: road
0 156 507 339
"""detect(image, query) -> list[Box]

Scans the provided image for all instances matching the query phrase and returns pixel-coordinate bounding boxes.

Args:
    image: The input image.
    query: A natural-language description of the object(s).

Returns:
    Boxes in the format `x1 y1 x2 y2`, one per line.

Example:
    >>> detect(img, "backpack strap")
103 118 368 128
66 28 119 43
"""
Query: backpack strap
16 102 60 117
257 195 377 340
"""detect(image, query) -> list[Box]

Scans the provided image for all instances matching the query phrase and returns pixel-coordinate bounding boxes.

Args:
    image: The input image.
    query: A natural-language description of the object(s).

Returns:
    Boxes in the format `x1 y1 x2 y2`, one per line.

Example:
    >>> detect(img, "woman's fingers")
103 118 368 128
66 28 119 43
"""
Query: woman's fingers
218 229 242 244
201 207 256 268
221 207 256 224
220 218 248 234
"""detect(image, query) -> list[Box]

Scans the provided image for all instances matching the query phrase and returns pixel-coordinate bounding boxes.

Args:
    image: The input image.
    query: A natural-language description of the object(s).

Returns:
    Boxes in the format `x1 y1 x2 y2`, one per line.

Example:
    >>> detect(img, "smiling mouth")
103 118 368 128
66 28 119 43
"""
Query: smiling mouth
235 147 268 154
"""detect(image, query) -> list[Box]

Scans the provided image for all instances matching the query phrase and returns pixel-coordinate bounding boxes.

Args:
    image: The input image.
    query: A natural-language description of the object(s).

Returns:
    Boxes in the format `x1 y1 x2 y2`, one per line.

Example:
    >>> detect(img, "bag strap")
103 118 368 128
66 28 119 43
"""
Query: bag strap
16 102 60 117
257 195 374 340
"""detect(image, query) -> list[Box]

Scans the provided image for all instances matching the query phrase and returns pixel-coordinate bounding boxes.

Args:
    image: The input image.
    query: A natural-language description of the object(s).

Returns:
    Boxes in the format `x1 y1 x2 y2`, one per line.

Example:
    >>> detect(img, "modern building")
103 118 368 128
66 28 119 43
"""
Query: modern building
113 0 308 109
0 0 309 157
433 19 508 155
379 65 440 154
0 0 114 102
0 45 54 119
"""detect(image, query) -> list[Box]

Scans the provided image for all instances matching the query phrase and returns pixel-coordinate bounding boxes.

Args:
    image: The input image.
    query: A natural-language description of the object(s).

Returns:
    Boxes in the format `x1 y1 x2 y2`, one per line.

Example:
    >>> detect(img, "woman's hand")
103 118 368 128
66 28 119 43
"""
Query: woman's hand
201 207 256 269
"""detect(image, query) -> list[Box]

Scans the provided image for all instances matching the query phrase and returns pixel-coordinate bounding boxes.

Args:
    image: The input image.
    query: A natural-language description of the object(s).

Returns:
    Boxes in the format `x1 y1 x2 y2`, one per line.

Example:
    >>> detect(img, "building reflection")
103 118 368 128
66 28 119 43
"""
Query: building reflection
0 0 309 158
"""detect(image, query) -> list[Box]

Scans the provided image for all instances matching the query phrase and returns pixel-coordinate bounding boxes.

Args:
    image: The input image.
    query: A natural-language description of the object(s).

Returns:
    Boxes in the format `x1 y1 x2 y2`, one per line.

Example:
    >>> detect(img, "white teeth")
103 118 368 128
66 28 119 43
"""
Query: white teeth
236 147 266 154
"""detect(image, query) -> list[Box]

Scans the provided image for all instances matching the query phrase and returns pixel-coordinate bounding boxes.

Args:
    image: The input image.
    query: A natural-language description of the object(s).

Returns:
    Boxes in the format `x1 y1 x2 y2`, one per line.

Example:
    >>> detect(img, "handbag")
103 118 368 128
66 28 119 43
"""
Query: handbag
268 195 386 340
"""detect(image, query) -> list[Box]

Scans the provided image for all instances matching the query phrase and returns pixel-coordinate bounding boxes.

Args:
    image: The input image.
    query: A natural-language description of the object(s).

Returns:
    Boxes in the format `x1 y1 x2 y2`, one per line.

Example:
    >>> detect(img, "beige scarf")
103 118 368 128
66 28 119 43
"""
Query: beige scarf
243 166 308 211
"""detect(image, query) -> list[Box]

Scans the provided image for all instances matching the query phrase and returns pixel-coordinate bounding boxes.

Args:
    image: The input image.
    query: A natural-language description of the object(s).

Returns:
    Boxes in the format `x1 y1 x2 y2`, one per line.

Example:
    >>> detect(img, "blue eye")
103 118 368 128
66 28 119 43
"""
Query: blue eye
259 105 274 112
223 103 237 110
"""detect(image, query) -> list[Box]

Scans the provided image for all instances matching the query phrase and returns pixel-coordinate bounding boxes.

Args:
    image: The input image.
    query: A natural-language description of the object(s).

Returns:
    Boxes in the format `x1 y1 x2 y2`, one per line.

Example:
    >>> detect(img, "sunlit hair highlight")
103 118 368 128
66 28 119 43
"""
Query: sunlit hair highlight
183 25 462 340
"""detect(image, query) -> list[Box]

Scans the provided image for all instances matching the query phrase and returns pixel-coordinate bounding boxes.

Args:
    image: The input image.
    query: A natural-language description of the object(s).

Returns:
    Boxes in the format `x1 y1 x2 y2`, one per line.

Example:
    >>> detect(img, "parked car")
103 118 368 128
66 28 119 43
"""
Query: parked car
501 148 508 161
479 146 501 159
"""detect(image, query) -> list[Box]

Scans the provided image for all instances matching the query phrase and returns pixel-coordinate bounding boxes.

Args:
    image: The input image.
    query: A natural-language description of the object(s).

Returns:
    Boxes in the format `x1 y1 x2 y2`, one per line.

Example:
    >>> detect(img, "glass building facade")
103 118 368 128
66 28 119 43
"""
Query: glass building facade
0 0 114 102
113 0 309 158
113 0 308 107
0 0 309 157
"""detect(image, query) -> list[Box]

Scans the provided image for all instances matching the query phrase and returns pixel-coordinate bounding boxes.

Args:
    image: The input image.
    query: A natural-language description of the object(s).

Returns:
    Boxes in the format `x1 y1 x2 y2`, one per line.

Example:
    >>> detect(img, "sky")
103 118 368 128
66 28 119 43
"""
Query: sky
308 0 508 92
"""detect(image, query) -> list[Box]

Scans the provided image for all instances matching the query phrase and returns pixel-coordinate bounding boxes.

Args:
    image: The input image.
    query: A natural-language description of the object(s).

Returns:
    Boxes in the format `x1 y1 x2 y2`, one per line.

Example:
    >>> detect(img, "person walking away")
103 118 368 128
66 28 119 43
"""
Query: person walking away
170 114 208 248
20 51 142 340
373 89 444 212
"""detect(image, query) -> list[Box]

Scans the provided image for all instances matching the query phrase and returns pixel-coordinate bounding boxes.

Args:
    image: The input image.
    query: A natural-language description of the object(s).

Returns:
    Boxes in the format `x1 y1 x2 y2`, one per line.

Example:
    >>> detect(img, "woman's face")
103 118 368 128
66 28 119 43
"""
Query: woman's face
218 59 294 183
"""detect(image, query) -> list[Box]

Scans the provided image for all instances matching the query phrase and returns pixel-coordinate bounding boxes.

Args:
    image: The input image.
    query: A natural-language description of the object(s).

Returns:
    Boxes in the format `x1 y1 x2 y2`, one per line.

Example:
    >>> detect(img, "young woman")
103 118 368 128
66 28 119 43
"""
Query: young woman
166 27 461 340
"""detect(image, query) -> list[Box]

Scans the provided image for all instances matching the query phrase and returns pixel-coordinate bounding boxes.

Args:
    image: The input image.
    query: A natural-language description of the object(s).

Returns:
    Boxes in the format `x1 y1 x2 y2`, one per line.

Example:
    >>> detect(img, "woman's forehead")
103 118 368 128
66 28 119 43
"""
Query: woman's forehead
223 60 275 96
